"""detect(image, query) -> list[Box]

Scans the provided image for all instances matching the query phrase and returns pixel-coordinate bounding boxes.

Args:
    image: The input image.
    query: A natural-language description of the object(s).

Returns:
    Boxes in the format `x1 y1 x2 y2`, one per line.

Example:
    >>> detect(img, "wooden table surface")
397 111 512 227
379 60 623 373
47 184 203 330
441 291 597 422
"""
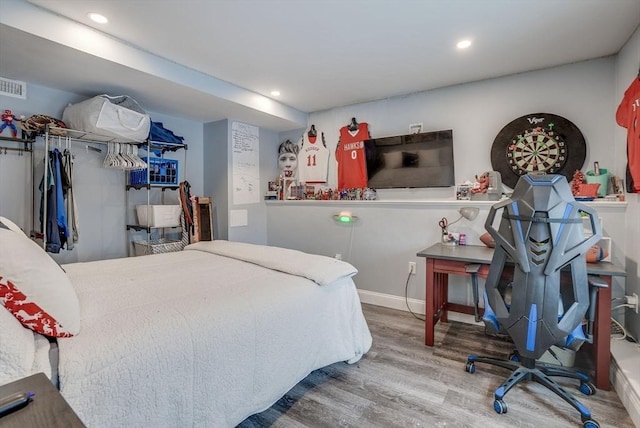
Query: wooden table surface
0 373 85 428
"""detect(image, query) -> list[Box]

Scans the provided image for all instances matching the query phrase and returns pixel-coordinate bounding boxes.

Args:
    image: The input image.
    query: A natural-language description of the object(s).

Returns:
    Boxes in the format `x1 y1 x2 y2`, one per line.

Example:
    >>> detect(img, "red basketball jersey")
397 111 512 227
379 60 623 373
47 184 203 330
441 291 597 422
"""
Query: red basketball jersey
616 77 640 193
336 122 369 189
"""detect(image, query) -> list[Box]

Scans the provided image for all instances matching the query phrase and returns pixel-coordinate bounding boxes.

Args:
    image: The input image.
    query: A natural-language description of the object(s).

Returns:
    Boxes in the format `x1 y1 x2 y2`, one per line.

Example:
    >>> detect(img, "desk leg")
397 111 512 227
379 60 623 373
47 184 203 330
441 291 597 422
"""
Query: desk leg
425 258 435 346
425 259 449 347
593 276 612 391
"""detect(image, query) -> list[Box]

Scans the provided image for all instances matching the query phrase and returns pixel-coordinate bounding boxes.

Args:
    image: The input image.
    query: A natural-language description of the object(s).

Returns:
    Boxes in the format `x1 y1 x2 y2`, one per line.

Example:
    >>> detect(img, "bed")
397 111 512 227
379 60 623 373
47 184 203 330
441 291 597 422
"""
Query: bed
0 216 372 427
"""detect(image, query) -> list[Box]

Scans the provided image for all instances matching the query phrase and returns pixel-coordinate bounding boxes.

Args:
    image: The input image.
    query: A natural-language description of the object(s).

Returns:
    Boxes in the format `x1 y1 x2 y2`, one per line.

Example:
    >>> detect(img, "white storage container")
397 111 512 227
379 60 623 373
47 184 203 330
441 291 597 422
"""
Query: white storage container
136 205 181 228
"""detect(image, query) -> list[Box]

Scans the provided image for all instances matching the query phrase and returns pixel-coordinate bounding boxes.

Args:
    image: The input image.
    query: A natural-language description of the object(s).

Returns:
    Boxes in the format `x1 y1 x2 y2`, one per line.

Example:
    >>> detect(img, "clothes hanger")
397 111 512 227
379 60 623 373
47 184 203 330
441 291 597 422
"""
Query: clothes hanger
308 124 317 137
348 117 358 131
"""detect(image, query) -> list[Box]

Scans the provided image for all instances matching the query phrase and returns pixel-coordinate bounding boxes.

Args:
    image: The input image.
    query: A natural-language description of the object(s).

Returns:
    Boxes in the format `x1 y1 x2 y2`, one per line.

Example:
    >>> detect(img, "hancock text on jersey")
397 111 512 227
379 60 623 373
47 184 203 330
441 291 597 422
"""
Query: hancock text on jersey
343 141 364 151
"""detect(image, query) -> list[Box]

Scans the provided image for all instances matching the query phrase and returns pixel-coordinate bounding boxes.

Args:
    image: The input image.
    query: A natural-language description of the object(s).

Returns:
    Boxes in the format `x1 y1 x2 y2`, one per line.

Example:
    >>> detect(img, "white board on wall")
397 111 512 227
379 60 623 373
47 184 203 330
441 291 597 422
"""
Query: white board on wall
231 122 259 205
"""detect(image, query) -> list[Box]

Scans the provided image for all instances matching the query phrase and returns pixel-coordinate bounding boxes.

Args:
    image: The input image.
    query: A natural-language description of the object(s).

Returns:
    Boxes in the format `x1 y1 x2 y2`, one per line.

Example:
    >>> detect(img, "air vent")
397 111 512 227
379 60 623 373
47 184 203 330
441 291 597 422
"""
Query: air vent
0 77 27 99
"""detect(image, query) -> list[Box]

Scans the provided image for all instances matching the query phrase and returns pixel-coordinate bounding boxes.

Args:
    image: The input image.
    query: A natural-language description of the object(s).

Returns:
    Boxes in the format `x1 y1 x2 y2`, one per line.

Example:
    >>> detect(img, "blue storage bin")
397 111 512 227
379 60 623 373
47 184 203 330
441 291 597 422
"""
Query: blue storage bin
130 157 179 185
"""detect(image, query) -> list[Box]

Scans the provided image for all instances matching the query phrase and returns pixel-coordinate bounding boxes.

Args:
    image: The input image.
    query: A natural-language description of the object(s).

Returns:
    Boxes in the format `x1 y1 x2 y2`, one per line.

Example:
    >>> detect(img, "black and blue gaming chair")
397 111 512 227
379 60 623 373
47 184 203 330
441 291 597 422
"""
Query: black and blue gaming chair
466 174 603 428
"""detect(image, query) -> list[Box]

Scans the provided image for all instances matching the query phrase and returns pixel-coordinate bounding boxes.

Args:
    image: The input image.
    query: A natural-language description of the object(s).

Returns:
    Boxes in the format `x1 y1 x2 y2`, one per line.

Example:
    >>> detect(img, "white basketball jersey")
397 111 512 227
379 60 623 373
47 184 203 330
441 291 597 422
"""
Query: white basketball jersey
298 131 330 183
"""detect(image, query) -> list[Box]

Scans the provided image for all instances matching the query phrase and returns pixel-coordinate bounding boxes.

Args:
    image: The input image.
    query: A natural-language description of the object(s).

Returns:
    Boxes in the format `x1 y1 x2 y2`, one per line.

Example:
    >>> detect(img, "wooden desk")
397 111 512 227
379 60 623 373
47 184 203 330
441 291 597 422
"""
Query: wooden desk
0 373 85 427
417 243 627 391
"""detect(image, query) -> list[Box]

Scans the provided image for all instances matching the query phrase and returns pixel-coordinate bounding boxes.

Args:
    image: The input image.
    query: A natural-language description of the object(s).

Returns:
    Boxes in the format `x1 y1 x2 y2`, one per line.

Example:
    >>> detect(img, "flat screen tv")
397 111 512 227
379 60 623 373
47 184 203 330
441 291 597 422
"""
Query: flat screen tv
365 129 455 188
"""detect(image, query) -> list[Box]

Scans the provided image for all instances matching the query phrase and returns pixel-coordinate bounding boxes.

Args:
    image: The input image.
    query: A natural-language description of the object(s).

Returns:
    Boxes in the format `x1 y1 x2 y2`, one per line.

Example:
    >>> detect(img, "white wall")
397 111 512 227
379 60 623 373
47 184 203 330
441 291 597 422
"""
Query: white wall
268 57 630 310
304 58 618 197
0 84 204 263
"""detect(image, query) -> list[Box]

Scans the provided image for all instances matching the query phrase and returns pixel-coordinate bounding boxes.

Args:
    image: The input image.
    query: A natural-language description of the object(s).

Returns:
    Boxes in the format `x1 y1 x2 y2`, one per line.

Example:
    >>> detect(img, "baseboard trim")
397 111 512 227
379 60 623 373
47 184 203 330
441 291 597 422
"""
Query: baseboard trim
358 289 425 315
358 289 640 425
610 340 640 427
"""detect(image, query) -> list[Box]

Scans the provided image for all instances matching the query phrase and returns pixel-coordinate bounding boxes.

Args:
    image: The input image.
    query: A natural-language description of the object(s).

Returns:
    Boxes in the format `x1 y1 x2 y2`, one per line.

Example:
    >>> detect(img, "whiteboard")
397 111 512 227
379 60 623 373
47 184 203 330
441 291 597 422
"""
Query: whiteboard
231 122 260 205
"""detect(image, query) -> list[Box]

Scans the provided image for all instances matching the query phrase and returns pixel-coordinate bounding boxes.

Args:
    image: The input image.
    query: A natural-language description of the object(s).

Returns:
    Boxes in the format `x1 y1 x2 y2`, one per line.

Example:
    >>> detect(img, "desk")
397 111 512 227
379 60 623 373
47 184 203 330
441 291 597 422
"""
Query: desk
0 373 85 427
417 243 627 391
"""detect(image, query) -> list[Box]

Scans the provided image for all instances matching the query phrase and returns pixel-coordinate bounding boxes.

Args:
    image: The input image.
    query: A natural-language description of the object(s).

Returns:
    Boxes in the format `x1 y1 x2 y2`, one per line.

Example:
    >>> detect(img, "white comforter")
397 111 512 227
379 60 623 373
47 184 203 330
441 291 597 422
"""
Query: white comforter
58 242 372 427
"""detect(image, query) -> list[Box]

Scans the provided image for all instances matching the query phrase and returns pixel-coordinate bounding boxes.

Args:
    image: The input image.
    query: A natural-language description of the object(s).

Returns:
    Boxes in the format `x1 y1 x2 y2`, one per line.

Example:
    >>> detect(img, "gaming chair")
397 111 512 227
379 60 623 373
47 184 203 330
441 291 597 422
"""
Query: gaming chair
466 174 603 428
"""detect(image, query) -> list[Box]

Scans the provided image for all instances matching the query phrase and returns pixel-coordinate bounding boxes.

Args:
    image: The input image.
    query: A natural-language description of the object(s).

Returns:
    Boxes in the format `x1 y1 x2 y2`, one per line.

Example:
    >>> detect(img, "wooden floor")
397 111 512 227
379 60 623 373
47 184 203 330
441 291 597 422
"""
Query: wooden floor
239 304 634 428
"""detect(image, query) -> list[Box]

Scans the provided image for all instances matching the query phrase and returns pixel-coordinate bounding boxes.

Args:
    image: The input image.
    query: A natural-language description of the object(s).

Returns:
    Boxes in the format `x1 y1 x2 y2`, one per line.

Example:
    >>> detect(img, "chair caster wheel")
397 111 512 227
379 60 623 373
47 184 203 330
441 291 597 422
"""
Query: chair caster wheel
493 399 508 414
582 419 600 428
508 350 520 362
465 361 476 374
579 382 596 396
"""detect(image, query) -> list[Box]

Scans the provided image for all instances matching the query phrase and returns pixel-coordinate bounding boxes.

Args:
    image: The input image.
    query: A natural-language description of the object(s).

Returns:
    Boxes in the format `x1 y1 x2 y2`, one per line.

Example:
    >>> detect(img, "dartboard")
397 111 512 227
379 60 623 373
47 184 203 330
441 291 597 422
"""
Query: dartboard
491 113 586 188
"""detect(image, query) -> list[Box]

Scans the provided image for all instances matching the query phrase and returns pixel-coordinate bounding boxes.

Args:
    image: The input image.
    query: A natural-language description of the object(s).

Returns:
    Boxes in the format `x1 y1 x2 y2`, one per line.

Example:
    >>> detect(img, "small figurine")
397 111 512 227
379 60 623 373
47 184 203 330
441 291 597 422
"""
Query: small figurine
571 170 585 196
1 109 19 138
471 172 490 194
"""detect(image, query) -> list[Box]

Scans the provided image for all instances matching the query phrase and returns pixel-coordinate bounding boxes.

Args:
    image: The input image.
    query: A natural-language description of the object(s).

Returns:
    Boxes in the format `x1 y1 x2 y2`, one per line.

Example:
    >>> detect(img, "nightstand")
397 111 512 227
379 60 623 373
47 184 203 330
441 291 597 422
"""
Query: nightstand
0 372 85 427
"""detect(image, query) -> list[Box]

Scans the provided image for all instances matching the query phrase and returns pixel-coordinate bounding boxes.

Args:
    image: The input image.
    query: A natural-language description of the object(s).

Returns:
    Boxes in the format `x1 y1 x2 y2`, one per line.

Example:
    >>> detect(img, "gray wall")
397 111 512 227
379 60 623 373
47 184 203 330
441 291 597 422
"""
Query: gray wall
268 56 633 330
204 119 229 240
203 119 280 245
1 31 638 339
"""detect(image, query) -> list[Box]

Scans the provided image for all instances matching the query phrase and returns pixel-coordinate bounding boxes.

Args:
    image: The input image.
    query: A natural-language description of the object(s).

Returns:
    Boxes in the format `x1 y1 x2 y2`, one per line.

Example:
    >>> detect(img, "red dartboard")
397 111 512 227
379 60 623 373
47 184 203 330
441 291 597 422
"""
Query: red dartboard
490 113 586 189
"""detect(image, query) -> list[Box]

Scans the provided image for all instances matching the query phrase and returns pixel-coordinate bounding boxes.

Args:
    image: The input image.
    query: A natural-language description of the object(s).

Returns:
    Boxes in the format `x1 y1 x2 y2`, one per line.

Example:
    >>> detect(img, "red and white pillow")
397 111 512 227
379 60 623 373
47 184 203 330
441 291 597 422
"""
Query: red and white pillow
0 216 80 337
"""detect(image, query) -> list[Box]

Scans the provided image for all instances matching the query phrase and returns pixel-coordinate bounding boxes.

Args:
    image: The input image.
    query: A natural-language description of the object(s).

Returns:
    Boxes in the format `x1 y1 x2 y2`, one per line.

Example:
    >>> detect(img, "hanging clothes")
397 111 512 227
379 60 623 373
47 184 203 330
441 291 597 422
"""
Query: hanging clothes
63 148 79 249
40 149 70 253
40 153 60 253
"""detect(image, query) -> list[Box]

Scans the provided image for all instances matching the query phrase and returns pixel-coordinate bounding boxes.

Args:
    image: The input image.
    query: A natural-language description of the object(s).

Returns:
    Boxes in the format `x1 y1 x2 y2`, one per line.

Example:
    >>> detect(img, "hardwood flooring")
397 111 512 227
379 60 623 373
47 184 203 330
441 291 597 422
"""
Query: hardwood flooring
239 304 634 428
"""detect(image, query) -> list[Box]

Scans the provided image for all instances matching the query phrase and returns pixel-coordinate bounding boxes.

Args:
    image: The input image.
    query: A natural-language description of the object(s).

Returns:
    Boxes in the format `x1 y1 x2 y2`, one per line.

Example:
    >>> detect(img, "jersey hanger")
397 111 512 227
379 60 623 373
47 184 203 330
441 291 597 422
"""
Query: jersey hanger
348 117 358 131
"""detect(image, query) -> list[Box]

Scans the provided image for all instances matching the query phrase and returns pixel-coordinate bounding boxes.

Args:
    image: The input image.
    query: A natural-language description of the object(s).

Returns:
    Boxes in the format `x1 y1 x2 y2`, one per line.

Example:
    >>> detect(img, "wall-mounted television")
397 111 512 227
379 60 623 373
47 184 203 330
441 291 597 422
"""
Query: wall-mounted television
365 130 455 188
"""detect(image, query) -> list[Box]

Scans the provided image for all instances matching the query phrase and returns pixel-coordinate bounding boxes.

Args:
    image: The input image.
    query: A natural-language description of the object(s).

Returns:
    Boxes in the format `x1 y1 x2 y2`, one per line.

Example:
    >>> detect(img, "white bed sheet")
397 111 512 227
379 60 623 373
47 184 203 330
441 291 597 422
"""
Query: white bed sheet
58 247 372 427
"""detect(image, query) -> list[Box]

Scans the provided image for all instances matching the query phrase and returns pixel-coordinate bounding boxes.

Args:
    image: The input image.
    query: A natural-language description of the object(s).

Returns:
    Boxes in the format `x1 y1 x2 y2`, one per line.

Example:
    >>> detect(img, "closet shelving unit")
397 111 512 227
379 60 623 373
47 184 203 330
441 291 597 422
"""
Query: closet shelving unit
40 125 139 250
125 139 187 256
39 126 187 256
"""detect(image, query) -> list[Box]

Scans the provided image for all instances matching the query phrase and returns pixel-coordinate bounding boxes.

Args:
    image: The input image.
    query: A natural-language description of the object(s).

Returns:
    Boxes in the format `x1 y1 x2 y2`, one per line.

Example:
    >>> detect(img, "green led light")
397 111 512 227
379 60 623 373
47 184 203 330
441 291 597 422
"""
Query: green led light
339 215 352 223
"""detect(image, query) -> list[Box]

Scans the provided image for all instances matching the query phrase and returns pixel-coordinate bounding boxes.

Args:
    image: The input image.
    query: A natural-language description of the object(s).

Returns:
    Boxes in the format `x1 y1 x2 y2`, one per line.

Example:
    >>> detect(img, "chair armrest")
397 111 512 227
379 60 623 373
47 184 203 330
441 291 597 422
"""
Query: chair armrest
584 275 607 341
588 275 608 288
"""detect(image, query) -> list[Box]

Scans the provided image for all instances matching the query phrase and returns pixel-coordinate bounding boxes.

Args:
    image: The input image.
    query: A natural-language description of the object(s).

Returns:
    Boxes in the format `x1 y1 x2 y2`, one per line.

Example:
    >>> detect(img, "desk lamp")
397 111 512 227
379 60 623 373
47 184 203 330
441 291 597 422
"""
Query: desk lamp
440 207 479 245
449 207 479 226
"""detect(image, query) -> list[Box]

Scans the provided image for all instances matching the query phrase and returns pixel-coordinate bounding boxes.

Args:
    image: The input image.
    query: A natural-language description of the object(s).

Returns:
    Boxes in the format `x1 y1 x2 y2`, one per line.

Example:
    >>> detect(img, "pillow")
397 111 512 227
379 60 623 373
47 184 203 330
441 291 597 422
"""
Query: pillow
0 225 80 337
382 151 403 169
0 304 37 385
0 216 24 233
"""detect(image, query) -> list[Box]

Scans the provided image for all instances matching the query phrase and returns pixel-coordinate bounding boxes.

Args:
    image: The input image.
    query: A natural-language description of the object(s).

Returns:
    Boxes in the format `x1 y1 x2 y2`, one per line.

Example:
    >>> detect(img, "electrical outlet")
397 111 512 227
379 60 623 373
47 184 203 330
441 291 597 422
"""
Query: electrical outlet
629 293 639 313
408 261 417 275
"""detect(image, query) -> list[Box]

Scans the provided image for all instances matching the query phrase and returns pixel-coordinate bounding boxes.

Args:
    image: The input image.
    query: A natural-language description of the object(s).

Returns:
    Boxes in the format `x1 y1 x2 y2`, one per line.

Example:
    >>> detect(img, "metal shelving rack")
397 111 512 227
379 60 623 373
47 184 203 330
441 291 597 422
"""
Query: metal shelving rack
125 139 188 256
39 125 187 256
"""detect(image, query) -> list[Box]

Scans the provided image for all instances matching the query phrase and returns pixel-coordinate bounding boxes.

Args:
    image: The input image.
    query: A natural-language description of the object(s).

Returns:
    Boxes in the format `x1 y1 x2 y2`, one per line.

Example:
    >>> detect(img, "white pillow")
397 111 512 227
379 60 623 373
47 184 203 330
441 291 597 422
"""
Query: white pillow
0 216 24 234
0 221 80 337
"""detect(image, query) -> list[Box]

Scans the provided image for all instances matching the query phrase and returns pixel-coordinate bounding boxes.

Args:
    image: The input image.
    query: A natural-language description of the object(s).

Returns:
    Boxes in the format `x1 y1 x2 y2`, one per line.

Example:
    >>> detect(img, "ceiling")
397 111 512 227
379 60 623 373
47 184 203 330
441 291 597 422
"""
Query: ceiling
1 0 639 131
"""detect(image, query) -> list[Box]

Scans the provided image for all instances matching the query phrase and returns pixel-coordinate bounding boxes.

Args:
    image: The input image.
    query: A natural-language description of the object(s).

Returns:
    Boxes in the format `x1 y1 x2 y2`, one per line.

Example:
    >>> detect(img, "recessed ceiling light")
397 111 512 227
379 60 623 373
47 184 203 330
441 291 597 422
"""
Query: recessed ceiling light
88 13 108 24
457 39 472 49
270 90 281 97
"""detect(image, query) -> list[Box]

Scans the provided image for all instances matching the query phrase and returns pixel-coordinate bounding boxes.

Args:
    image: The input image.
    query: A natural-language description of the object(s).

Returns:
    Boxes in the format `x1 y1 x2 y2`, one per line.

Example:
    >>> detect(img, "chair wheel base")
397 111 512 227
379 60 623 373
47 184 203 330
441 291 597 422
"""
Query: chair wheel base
493 399 508 414
579 382 596 396
582 419 600 428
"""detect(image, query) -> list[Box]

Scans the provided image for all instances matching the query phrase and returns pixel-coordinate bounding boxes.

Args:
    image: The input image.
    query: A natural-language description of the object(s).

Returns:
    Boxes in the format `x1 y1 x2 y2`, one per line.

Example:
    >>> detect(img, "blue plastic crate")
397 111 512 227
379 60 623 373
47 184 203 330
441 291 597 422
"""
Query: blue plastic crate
130 157 179 186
